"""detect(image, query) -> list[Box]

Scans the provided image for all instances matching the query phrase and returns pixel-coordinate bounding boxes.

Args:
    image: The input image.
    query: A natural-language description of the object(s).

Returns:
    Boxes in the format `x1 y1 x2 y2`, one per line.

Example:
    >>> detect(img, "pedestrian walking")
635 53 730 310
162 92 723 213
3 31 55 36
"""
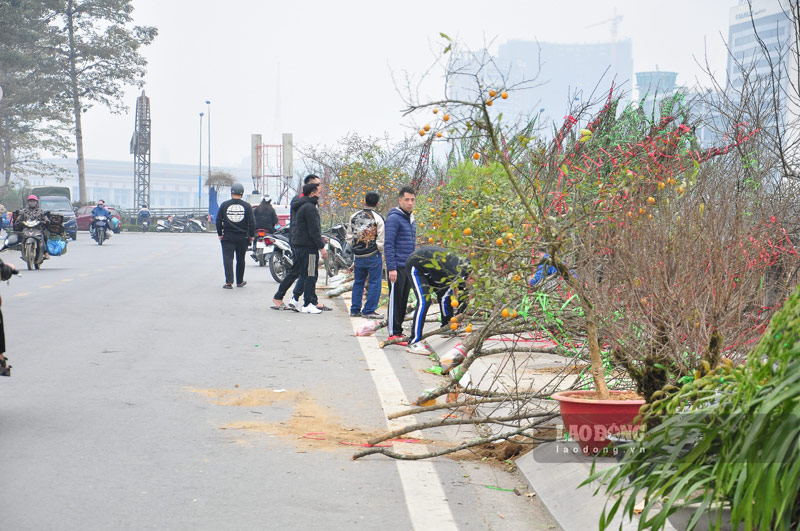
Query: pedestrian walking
384 186 417 345
404 246 471 355
272 175 331 311
273 182 328 313
216 183 256 289
347 191 385 319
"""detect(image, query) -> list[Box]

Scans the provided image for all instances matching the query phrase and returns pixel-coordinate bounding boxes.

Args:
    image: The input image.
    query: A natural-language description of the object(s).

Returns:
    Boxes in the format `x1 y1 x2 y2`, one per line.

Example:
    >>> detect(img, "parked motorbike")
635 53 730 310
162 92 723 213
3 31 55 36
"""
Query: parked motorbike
268 233 294 283
91 216 110 245
19 219 47 270
185 215 206 232
155 217 172 232
323 224 354 278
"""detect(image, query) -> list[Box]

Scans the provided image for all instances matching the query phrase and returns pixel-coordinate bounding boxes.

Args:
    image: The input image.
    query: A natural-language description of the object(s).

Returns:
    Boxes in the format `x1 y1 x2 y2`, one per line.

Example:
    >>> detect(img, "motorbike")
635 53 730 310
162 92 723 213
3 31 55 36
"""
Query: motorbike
155 217 172 232
185 215 206 232
323 224 354 278
140 218 150 232
252 228 273 267
0 233 19 377
19 219 47 270
268 233 294 283
91 216 110 245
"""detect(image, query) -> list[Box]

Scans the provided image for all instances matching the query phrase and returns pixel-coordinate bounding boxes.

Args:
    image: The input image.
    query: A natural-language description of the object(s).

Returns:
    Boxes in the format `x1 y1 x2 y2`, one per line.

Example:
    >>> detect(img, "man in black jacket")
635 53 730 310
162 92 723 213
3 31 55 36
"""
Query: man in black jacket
273 182 327 313
216 183 256 289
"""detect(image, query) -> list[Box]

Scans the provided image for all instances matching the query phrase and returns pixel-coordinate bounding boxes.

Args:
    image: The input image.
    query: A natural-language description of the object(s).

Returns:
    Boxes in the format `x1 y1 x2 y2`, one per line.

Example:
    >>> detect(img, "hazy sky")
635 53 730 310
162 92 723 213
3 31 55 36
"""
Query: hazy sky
76 0 735 169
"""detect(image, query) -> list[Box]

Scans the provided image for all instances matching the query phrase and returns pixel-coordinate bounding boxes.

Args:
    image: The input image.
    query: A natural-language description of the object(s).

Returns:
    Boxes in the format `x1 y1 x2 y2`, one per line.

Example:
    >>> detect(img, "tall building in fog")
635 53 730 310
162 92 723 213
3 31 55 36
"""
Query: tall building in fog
449 39 634 127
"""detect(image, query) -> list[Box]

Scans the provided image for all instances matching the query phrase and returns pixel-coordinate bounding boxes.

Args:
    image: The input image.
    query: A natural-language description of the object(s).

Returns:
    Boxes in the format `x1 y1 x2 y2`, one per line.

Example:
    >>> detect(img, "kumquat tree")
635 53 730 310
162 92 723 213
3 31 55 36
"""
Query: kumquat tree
353 41 800 461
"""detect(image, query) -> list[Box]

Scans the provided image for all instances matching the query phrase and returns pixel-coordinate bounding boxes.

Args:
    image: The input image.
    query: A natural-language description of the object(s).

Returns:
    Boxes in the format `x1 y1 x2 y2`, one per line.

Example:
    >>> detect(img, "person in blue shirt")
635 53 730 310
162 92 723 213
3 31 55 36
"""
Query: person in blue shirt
91 200 112 237
530 248 558 287
137 204 151 224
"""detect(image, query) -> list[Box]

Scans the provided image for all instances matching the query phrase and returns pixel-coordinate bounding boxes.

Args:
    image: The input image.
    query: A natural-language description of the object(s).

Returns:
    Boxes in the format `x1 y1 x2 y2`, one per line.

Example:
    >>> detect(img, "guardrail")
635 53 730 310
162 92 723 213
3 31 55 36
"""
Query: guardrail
119 208 210 223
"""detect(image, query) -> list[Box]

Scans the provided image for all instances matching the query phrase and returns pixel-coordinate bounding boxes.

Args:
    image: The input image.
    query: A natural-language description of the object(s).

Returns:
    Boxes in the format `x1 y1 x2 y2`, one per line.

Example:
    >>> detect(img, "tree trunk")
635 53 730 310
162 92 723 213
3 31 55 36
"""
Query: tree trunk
584 312 610 400
66 0 87 205
1 138 9 188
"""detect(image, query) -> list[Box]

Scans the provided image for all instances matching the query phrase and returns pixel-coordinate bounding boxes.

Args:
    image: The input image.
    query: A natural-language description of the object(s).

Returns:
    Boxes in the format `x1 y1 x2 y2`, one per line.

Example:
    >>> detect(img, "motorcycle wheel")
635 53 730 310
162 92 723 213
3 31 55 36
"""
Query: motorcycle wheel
24 241 35 270
258 253 267 267
269 251 287 283
324 253 339 278
97 230 104 245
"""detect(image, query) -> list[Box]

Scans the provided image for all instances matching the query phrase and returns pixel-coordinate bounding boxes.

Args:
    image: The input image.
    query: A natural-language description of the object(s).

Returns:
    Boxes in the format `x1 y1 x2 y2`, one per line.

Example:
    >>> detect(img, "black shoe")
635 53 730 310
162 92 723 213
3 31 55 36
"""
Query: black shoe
362 312 384 320
236 281 247 287
0 357 10 377
223 284 233 289
350 312 362 317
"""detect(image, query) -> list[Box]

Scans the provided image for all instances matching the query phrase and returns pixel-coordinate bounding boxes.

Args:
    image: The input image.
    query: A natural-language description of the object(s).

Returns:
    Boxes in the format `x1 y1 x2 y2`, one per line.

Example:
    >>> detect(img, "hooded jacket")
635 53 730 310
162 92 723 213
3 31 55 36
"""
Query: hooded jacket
292 196 324 250
384 206 416 271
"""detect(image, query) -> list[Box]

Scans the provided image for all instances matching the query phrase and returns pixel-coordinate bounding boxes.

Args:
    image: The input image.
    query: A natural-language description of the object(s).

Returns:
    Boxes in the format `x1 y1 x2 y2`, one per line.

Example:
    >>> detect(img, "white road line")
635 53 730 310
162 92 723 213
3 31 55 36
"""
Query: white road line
14 292 31 298
40 285 53 289
351 319 458 531
59 278 73 282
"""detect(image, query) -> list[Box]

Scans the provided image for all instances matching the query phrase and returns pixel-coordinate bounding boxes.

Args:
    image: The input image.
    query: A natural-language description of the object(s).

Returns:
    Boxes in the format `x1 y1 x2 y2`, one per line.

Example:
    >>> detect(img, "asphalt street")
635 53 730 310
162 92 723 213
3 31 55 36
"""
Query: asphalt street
0 232 557 531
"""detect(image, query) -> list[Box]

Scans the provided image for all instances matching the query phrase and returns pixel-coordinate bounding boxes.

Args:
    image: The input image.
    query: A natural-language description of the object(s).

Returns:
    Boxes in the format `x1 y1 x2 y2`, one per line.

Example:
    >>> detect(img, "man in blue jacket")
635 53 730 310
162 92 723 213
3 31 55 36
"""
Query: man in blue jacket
384 186 417 345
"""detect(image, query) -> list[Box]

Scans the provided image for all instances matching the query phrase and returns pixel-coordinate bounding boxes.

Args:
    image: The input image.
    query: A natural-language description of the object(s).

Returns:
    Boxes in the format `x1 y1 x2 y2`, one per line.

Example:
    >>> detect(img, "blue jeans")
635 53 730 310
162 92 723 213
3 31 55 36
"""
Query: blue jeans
351 253 383 314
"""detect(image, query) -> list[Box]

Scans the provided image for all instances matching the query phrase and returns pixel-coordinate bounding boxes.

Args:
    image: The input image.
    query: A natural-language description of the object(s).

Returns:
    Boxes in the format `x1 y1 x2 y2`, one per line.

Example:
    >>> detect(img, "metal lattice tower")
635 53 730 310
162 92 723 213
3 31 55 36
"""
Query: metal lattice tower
131 91 151 209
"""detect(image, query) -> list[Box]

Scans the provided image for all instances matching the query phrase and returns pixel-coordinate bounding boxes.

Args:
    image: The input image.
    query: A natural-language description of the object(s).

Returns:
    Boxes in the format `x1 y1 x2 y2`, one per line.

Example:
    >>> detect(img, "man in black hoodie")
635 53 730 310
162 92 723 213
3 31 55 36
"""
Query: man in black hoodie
273 182 328 313
216 183 256 289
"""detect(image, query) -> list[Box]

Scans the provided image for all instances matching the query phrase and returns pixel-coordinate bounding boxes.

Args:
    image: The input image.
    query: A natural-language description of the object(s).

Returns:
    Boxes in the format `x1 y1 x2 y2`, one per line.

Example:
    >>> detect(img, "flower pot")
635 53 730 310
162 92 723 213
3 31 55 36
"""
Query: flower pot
667 502 739 531
551 390 645 455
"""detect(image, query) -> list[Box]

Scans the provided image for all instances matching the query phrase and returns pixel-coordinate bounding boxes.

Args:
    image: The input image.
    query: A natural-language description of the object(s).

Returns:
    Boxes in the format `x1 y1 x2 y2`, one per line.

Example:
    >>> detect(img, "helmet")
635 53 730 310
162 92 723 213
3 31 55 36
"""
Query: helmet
142 203 148 208
263 195 272 203
27 195 38 201
231 183 245 195
97 199 105 205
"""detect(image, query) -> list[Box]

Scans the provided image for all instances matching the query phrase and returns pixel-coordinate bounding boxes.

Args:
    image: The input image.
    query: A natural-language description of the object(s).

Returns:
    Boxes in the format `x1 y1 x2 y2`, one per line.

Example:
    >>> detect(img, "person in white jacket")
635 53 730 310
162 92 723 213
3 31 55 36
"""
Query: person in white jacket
347 191 385 319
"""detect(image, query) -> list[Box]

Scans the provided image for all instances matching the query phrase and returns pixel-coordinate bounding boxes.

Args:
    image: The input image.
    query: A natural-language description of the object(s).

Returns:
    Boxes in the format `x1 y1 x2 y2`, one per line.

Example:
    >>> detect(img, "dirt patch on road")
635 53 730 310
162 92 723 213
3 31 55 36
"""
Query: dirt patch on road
185 387 300 407
188 387 430 451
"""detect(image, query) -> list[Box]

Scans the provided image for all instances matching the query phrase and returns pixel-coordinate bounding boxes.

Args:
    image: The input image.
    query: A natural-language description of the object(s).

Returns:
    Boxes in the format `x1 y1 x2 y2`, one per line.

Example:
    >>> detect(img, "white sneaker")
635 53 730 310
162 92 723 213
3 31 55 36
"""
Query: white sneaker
406 342 432 356
301 303 322 314
287 298 301 312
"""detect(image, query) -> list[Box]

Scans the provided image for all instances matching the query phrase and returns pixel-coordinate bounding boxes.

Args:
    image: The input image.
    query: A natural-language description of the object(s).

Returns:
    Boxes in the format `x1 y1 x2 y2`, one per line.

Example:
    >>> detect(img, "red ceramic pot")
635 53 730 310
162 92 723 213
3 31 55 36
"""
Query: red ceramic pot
551 390 646 455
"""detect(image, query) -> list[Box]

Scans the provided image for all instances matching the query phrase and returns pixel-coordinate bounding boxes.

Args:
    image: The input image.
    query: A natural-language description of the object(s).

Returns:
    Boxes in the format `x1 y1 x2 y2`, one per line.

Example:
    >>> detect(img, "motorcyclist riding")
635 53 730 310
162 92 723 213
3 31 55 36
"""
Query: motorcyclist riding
16 195 50 259
252 195 279 257
138 204 151 226
91 200 112 238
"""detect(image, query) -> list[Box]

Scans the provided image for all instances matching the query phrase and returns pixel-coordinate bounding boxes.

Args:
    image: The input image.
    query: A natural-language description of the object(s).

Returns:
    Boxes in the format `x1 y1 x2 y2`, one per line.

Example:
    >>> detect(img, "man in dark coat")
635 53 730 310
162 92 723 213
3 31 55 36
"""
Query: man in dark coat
253 196 278 232
216 183 256 289
384 186 417 345
273 182 327 313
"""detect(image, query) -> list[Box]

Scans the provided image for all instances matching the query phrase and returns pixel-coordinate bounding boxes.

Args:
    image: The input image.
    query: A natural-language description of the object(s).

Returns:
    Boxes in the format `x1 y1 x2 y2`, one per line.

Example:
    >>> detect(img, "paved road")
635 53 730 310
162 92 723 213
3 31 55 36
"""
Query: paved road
0 232 557 530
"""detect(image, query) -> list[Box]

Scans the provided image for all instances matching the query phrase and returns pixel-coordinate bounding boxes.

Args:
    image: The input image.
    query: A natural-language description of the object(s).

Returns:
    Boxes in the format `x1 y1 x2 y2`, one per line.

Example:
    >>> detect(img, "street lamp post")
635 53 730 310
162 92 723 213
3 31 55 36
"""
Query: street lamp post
198 112 204 209
206 100 211 194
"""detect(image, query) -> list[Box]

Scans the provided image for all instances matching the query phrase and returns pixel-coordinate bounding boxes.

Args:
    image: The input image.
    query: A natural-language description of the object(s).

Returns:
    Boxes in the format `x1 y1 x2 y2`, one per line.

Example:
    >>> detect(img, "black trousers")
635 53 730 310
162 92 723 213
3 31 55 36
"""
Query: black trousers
387 266 411 337
274 245 314 303
221 236 249 285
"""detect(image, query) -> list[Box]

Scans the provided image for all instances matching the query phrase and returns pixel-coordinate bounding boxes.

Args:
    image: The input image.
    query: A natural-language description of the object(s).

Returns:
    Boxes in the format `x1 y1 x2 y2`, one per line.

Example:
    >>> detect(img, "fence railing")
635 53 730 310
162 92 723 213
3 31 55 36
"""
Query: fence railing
119 207 210 223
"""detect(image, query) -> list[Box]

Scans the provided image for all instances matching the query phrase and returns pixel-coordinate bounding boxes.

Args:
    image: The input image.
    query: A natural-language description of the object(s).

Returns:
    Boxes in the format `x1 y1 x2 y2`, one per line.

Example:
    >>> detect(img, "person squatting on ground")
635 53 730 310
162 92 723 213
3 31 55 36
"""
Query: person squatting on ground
272 175 331 312
384 186 417 345
405 246 471 355
216 183 256 289
347 191 385 319
16 195 51 258
0 258 18 376
274 182 327 314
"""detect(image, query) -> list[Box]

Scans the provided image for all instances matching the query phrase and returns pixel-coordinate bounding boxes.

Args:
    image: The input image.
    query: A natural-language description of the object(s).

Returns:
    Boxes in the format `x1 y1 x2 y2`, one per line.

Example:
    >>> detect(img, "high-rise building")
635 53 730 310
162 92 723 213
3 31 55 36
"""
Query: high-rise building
448 39 634 128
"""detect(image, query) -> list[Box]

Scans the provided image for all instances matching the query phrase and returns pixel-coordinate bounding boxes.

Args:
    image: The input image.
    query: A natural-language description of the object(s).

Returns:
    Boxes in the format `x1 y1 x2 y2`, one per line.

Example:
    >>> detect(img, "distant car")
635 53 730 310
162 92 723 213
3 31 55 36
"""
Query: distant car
38 195 78 240
76 205 121 233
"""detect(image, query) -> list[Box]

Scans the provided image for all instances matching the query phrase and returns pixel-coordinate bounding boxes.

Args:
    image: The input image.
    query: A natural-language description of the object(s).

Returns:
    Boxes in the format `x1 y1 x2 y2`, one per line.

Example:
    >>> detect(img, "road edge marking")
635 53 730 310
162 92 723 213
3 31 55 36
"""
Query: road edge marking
351 318 458 531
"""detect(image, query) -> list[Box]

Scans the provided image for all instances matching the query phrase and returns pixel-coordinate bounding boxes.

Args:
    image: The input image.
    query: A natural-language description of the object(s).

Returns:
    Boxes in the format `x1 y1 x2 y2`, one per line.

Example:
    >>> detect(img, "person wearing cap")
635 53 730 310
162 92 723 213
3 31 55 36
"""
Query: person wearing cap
404 246 472 355
16 194 51 258
216 183 256 289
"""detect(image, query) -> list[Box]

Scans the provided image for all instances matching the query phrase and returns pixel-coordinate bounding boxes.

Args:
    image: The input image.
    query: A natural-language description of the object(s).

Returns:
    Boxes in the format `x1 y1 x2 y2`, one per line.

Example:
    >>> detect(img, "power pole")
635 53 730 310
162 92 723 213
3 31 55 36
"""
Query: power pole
131 91 151 210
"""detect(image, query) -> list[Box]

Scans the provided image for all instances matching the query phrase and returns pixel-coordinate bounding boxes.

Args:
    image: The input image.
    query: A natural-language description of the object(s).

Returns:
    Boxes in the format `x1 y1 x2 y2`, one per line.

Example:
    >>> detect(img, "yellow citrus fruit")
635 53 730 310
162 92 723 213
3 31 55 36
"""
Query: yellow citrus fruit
501 91 508 99
450 316 458 323
513 274 521 282
678 186 685 194
427 197 433 202
495 237 504 246
433 108 438 114
647 197 655 205
419 129 425 136
436 132 442 138
424 124 430 131
451 299 459 308
657 181 666 190
505 232 514 239
465 324 473 333
501 308 510 318
463 227 472 236
639 207 646 215
486 99 493 106
472 153 480 160
450 323 458 330
489 89 497 97
511 310 518 318
443 114 450 122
